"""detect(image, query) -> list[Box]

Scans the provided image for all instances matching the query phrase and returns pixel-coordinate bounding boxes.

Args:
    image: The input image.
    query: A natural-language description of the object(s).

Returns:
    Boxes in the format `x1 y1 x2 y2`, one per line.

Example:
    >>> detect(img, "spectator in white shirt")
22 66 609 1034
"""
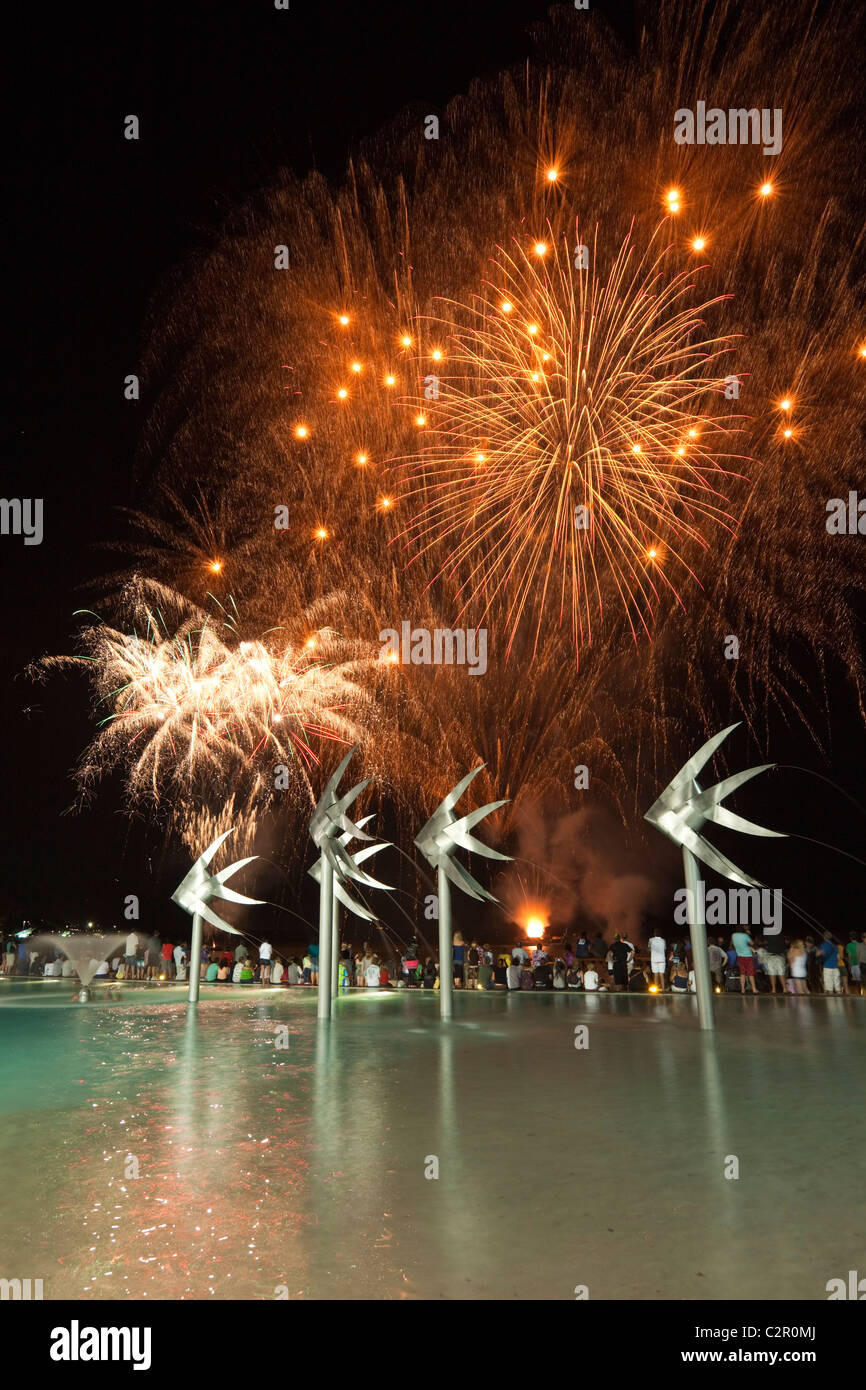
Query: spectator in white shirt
648 934 667 991
125 931 138 979
259 940 273 984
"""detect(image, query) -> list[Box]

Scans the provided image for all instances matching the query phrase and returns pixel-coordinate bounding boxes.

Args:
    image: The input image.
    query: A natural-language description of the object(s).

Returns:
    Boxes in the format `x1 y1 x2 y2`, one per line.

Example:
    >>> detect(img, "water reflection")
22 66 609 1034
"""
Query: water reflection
0 990 863 1299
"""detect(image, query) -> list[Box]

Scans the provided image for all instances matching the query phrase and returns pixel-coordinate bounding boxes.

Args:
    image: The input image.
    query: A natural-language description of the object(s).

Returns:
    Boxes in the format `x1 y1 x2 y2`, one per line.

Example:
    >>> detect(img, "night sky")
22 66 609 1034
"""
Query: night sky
4 0 864 941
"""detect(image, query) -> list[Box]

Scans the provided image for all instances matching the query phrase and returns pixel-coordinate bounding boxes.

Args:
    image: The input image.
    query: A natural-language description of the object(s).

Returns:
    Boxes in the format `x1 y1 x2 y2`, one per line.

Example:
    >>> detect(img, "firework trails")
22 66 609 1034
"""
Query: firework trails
47 0 866 892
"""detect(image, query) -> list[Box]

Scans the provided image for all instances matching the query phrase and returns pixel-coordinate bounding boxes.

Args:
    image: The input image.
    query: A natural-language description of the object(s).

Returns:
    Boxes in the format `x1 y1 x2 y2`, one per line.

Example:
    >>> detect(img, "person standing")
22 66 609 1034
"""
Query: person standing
161 937 174 979
731 929 759 995
818 933 841 994
804 937 823 994
707 937 727 991
576 933 590 960
465 941 480 990
145 932 161 981
259 939 273 985
452 931 466 988
512 941 530 968
403 940 420 988
858 932 866 996
839 939 850 995
610 934 630 991
788 939 808 994
648 932 667 991
756 941 786 994
124 929 138 980
845 932 860 989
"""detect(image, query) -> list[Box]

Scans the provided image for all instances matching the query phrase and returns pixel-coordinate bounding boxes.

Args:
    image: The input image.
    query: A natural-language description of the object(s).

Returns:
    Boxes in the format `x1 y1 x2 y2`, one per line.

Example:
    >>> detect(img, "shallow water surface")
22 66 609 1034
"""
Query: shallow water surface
0 982 863 1299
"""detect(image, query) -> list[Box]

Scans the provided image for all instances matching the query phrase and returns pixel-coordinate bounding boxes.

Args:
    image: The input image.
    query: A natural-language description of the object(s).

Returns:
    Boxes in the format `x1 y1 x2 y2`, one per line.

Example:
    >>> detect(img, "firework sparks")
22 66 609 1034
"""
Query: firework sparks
396 222 746 654
37 580 370 852
41 0 866 863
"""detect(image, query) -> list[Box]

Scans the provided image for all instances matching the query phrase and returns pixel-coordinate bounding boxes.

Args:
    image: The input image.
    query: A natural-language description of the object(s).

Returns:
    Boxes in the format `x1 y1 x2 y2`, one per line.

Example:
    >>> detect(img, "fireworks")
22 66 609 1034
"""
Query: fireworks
397 221 745 654
37 580 370 853
43 0 866 870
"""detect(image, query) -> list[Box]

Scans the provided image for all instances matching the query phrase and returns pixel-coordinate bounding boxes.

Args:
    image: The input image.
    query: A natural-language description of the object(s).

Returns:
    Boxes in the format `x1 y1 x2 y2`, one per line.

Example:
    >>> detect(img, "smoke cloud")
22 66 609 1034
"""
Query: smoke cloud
496 800 676 945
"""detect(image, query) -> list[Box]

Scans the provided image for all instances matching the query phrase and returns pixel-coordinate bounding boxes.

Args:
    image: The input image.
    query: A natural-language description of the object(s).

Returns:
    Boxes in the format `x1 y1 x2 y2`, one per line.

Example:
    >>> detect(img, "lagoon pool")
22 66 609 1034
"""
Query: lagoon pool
0 980 863 1300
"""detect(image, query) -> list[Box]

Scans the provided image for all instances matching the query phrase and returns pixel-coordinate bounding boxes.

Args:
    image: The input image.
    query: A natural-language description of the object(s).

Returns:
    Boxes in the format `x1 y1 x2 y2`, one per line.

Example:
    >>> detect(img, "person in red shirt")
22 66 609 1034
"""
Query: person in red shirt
161 939 174 979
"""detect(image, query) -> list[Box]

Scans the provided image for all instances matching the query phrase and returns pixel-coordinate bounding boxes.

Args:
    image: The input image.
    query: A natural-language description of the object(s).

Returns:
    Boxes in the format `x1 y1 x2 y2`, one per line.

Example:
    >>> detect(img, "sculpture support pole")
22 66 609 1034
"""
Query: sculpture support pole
438 866 453 1022
317 863 333 1022
188 912 202 1004
330 894 340 999
683 847 715 1032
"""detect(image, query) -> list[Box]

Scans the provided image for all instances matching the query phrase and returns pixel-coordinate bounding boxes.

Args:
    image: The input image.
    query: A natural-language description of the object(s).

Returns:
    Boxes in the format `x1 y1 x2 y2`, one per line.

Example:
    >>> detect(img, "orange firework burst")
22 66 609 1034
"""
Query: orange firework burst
396 222 747 655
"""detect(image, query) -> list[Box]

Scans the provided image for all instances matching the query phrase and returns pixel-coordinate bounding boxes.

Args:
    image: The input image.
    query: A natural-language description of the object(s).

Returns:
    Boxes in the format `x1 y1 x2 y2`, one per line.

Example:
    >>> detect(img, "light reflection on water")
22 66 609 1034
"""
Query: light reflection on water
0 988 863 1300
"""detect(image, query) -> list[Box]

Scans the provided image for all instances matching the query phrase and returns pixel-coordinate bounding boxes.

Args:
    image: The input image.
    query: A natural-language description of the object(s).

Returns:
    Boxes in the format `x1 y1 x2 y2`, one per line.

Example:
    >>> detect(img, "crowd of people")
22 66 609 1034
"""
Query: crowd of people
3 925 865 997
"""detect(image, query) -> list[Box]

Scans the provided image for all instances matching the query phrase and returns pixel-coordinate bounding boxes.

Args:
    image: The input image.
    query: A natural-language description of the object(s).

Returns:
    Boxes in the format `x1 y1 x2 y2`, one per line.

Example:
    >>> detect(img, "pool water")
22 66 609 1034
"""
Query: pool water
0 981 863 1300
